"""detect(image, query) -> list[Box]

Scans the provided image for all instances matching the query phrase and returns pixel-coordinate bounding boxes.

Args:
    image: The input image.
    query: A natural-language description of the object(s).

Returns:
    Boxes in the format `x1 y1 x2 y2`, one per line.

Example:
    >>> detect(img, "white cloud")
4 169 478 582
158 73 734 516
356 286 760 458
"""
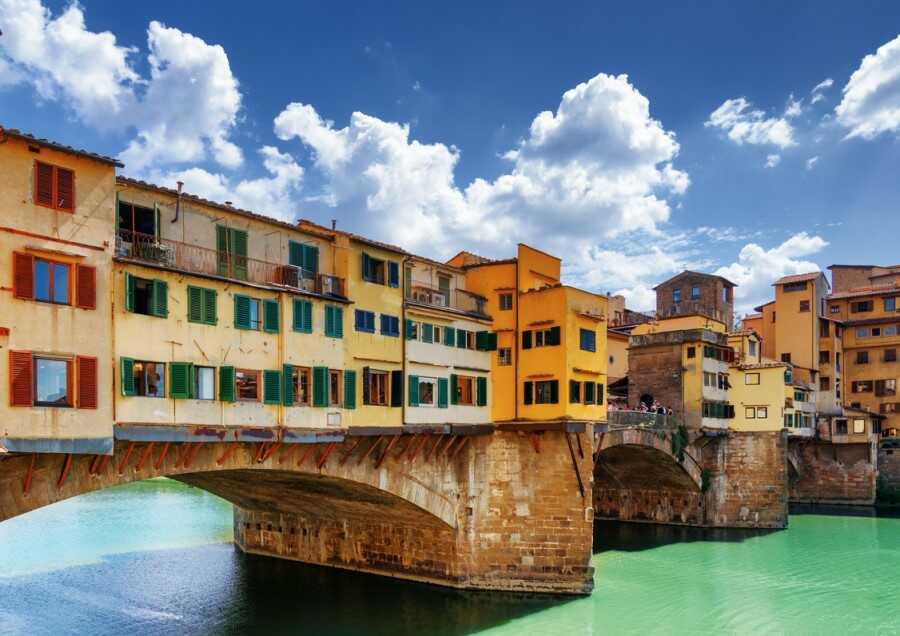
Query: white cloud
784 95 803 119
765 154 781 168
810 77 834 104
275 73 689 260
706 97 796 148
145 146 302 221
835 34 900 140
0 1 242 171
715 232 828 314
806 156 820 170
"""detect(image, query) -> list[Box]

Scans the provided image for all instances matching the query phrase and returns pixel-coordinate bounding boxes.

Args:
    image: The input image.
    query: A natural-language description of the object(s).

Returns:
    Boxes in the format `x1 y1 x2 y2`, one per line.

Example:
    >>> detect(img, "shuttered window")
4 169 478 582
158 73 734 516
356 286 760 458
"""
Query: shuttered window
522 331 532 350
443 326 456 347
188 286 217 325
380 314 400 337
9 350 33 406
75 264 96 309
476 377 488 407
476 331 497 351
579 328 596 352
120 357 136 396
219 366 236 402
391 370 403 407
597 383 604 405
216 226 248 280
263 369 282 404
437 377 449 408
234 294 261 330
124 273 167 317
13 252 34 300
450 374 459 405
312 366 329 407
292 298 313 333
76 355 98 409
325 305 343 338
355 309 376 333
388 262 400 288
343 370 357 409
34 161 75 212
523 381 533 406
263 299 279 333
282 363 295 406
169 362 192 399
421 323 433 343
288 240 319 274
408 374 419 407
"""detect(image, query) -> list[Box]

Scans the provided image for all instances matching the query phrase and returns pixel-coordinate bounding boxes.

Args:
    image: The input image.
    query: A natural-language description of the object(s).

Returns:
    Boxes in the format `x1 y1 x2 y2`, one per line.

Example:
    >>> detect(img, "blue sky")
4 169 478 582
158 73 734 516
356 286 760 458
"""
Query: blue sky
2 1 899 312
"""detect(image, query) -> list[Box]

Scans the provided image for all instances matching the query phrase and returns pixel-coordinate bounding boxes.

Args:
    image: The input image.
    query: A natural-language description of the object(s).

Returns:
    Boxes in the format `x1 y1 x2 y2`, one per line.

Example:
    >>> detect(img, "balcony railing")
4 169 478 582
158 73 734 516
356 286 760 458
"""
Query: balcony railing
116 230 344 297
657 301 728 323
405 283 487 316
607 410 677 430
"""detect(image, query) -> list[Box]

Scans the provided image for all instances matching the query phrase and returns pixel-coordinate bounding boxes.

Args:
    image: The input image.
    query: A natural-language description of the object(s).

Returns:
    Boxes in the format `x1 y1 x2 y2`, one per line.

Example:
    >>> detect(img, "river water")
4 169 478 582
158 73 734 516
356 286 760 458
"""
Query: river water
1 479 898 635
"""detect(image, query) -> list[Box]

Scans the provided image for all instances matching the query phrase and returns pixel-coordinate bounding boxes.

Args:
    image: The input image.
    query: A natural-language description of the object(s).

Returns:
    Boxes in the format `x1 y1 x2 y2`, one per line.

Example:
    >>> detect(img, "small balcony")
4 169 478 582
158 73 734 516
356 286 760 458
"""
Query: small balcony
116 230 345 298
405 283 487 316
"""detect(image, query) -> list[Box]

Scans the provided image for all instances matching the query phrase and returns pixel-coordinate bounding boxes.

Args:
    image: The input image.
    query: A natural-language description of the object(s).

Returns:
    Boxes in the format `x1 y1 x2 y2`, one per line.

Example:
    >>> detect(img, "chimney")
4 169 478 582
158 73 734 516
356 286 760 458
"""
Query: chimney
331 219 337 231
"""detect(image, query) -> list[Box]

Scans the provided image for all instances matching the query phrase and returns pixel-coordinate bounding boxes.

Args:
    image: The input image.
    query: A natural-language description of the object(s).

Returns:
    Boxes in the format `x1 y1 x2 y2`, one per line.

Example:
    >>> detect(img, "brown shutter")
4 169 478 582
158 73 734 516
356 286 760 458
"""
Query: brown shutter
75 264 96 309
9 350 33 407
56 167 74 211
34 161 54 207
13 252 34 300
77 356 98 409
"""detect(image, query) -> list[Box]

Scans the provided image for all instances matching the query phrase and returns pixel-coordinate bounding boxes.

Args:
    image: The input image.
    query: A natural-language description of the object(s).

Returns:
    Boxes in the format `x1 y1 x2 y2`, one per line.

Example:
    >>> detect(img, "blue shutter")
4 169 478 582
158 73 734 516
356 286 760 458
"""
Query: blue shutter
388 262 400 288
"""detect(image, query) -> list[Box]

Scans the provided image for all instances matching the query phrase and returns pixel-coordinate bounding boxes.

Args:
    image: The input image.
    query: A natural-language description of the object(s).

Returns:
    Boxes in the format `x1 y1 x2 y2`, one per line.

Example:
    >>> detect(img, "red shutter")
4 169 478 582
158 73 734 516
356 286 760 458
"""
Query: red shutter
56 167 74 211
75 264 96 309
77 356 98 409
13 252 34 300
9 350 33 407
34 161 54 207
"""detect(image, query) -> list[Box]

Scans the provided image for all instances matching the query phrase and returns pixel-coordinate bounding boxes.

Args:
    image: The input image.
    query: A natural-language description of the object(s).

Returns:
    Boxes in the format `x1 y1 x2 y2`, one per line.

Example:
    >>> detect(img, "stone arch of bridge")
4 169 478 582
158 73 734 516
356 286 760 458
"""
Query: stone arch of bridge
0 438 461 528
594 428 703 492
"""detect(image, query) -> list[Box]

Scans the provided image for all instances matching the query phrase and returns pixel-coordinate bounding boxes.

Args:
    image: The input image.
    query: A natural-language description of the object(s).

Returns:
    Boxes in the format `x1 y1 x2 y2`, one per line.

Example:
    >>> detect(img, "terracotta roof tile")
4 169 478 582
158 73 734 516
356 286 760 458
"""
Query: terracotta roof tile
3 126 123 167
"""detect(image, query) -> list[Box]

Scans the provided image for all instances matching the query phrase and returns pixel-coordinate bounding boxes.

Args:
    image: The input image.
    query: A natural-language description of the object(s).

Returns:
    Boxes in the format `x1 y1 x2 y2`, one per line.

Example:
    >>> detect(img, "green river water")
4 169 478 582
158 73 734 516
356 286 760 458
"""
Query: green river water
0 478 898 635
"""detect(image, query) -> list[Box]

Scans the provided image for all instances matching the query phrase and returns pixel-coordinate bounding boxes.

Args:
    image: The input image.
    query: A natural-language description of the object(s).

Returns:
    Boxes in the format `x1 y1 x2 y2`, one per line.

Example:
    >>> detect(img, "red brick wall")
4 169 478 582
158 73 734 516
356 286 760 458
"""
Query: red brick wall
628 345 683 413
789 440 876 505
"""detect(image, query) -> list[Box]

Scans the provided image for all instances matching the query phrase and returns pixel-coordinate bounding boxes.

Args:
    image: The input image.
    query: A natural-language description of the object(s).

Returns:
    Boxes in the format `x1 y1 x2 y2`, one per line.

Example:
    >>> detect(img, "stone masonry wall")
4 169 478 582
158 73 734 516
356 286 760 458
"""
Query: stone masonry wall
628 346 683 413
789 440 876 505
877 440 900 503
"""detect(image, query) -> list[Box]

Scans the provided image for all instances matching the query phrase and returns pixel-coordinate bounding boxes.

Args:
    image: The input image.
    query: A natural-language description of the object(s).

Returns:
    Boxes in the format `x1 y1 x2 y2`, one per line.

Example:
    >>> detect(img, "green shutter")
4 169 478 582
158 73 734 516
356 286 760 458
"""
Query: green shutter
120 357 135 396
154 203 160 239
408 374 419 407
522 331 532 349
231 229 248 280
325 306 343 338
524 381 533 405
234 294 251 329
124 272 135 313
263 299 279 333
152 279 168 317
444 326 456 347
288 240 303 267
344 370 356 410
450 374 458 405
335 307 343 338
170 362 192 399
405 319 416 340
292 299 305 332
187 287 203 323
303 300 313 332
219 366 235 402
263 370 282 404
456 329 467 349
597 383 604 404
283 364 294 406
202 288 217 325
422 323 433 343
313 366 329 407
476 376 487 407
302 244 318 274
216 225 229 276
438 377 449 408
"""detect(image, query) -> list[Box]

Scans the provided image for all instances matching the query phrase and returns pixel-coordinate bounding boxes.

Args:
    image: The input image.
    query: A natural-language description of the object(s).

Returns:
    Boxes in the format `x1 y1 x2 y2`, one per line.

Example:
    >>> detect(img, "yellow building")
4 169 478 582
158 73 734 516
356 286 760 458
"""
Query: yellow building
1 129 119 453
727 331 791 432
451 244 608 424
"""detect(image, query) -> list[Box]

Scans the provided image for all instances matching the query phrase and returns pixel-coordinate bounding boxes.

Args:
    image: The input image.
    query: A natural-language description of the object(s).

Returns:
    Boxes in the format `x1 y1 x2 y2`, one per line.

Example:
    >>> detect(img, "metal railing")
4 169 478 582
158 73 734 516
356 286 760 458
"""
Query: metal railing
116 230 344 297
405 283 487 315
607 410 677 431
657 301 728 323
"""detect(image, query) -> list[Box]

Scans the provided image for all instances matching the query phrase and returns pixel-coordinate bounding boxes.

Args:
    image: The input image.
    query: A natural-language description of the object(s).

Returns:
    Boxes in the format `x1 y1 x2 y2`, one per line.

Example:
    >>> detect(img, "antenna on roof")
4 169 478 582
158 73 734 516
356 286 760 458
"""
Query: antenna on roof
331 219 337 230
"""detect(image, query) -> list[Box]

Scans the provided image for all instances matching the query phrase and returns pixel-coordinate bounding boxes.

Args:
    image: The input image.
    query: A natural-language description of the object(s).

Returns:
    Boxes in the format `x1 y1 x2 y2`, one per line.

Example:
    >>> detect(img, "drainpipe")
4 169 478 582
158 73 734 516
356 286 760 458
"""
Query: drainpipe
401 256 410 427
172 181 183 223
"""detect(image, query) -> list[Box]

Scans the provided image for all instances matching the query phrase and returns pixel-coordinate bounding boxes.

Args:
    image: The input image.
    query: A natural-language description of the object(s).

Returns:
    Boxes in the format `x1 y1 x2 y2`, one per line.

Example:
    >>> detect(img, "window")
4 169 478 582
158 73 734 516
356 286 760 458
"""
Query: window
820 376 831 391
798 300 810 312
456 375 475 405
215 226 248 280
292 299 313 333
784 413 794 428
329 370 343 406
783 281 807 292
745 407 756 419
886 349 897 363
194 366 215 400
857 351 869 364
704 372 717 387
881 403 900 414
235 369 259 401
432 325 442 344
498 347 512 366
873 328 882 337
820 350 830 364
499 293 513 310
421 323 434 343
33 161 74 211
875 379 897 397
691 286 700 299
569 380 581 404
795 390 807 402
852 380 873 393
673 289 681 303
12 253 93 309
856 327 868 338
117 201 156 240
290 367 311 405
853 419 866 434
718 373 728 390
125 274 167 317
362 253 386 284
745 373 760 385
830 305 840 314
584 381 596 405
886 297 897 312
417 377 437 407
380 314 400 337
885 326 898 337
355 309 376 333
365 369 390 406
772 311 777 323
749 341 757 357
324 305 343 338
851 301 873 313
784 368 793 384
529 326 560 348
406 320 419 340
534 380 559 405
758 406 769 419
781 353 792 364
134 361 166 397
287 240 319 274
33 357 71 406
687 346 696 359
187 286 217 325
234 295 263 330
835 419 848 435
579 329 597 352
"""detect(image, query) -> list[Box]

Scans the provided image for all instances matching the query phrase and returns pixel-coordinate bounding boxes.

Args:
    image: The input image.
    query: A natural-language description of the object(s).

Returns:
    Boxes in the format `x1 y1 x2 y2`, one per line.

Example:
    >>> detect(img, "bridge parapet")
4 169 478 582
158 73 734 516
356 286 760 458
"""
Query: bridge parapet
606 410 679 431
